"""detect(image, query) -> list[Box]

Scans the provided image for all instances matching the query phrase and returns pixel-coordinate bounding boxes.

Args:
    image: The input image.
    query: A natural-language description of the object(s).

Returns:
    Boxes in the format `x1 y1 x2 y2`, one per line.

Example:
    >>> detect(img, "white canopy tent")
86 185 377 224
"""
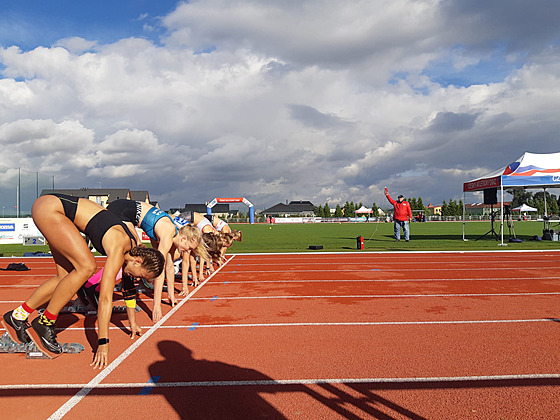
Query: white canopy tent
355 205 373 214
511 204 538 212
463 152 560 245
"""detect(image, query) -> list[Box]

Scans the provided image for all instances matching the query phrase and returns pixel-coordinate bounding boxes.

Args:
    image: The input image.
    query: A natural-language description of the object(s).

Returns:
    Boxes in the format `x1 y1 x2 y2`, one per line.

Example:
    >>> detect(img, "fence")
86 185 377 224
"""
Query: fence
0 166 55 218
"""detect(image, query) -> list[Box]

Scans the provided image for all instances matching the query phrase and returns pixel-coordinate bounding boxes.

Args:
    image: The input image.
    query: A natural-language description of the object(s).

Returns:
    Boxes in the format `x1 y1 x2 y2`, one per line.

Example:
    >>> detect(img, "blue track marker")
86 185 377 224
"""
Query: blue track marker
139 376 161 395
211 296 217 301
188 322 199 331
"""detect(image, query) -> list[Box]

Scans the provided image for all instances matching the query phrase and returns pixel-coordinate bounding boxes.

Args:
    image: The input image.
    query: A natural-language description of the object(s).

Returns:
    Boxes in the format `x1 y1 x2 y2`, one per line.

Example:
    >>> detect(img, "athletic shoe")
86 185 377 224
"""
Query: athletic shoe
2 310 31 343
28 316 62 358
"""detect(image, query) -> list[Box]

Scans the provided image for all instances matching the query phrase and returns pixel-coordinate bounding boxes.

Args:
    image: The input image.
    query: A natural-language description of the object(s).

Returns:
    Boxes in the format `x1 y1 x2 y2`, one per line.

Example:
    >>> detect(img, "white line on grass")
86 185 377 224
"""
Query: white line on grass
46 255 235 420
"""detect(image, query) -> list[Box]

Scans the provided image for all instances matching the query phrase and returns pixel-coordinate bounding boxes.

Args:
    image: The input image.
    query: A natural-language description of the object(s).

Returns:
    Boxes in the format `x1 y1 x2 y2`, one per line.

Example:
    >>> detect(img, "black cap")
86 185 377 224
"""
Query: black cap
398 194 404 199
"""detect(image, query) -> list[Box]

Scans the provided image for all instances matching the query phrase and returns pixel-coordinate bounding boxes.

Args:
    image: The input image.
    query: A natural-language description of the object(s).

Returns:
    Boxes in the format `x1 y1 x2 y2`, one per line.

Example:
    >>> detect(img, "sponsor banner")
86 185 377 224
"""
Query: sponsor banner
140 230 151 242
208 197 254 208
272 217 320 224
503 175 560 187
0 218 43 244
216 197 245 203
0 223 15 231
463 176 501 192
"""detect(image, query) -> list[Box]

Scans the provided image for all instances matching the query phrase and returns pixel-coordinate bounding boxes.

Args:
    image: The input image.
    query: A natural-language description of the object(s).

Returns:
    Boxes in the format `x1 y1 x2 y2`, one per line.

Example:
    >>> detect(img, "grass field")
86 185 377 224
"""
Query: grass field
1 220 558 257
224 220 560 253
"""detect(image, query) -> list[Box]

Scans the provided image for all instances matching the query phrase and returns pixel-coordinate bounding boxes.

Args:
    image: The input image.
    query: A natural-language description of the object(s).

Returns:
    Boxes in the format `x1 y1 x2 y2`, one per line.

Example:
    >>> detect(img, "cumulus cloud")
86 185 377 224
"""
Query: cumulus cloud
1 0 560 213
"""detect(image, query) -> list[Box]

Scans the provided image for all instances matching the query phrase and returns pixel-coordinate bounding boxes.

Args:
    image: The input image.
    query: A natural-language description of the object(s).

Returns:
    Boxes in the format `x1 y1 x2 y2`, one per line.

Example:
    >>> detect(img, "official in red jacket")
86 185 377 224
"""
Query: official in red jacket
385 188 412 241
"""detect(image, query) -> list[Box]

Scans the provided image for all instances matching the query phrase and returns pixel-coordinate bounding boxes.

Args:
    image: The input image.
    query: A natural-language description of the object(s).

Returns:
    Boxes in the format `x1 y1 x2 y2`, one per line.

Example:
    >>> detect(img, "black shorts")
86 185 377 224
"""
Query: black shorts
48 193 79 222
106 199 142 225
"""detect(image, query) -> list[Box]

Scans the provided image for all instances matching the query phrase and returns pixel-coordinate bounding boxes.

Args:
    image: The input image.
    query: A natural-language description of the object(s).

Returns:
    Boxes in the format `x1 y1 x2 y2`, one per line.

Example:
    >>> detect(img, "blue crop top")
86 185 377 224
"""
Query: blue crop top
140 207 177 241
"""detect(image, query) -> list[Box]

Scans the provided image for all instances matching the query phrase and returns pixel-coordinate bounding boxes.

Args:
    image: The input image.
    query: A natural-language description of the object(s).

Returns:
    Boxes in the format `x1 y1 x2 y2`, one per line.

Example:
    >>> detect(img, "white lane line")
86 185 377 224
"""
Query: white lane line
3 317 555 334
155 318 560 329
187 292 560 300
216 276 560 284
3 373 560 390
46 255 235 420
3 275 560 291
222 266 560 273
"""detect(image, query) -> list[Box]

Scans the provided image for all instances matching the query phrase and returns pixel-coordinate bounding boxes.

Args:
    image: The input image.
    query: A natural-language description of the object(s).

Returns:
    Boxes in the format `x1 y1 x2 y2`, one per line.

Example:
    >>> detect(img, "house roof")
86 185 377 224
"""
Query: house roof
130 190 150 202
261 201 316 214
287 200 315 211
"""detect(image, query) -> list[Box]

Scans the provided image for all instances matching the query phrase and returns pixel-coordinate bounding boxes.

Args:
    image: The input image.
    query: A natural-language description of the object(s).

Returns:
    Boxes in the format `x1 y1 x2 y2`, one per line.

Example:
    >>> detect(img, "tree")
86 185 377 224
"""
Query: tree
441 200 448 216
371 202 379 218
323 203 331 218
334 204 343 217
314 205 324 217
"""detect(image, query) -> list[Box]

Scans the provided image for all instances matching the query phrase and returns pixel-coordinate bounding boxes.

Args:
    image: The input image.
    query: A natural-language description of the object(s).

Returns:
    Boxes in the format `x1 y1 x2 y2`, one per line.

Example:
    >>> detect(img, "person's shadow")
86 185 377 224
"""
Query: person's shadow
149 341 286 419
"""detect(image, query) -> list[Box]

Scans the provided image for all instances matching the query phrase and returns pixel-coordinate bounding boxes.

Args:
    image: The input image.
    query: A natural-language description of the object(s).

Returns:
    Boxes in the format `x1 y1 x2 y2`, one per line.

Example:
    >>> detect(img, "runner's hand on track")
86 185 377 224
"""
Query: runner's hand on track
179 284 189 297
152 306 162 322
130 322 142 339
91 343 109 369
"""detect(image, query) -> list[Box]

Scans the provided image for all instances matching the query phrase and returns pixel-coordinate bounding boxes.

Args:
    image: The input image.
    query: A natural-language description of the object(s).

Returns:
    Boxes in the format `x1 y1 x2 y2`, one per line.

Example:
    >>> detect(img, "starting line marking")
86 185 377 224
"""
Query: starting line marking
217 276 560 284
188 292 560 300
4 317 557 336
3 373 560 390
138 376 161 395
46 256 235 420
156 318 560 329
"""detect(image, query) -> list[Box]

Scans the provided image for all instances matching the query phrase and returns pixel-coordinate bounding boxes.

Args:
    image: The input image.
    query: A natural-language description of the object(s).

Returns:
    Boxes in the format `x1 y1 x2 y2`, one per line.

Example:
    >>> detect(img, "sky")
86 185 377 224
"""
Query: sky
1 0 560 214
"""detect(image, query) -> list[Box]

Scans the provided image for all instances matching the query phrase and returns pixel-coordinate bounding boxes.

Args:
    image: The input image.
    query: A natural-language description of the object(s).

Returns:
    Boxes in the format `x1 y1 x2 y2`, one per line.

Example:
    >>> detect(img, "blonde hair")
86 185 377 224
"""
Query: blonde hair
179 224 210 262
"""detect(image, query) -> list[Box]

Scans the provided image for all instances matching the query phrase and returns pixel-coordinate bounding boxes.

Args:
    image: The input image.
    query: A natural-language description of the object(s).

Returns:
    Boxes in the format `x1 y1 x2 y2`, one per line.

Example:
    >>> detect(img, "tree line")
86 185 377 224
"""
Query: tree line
313 198 431 218
509 189 559 215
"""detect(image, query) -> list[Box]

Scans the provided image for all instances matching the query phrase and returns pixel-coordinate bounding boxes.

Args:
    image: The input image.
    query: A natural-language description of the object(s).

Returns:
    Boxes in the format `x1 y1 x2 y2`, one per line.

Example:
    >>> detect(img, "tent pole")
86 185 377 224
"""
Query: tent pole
462 190 466 241
544 187 548 217
500 184 505 246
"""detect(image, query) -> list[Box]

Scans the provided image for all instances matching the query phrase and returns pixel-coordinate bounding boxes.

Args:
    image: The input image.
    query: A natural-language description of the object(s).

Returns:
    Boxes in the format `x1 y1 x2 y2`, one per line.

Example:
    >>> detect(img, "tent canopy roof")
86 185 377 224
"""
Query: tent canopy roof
355 205 373 213
511 203 537 212
464 152 560 192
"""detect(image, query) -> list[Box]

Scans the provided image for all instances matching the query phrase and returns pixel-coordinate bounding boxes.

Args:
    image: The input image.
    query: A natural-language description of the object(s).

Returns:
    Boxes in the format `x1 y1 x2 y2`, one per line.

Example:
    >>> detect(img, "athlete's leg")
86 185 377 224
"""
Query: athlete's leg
29 195 97 315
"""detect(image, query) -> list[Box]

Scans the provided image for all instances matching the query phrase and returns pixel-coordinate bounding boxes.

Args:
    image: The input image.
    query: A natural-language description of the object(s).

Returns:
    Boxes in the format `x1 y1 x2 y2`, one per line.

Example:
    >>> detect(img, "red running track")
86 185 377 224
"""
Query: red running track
1 251 559 419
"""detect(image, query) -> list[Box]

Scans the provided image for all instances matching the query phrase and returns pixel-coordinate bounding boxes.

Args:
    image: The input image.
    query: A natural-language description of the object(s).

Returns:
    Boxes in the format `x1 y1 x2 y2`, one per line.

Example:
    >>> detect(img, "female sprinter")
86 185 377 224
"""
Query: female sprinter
107 200 202 322
204 214 243 264
83 224 209 332
174 212 222 281
1 193 164 368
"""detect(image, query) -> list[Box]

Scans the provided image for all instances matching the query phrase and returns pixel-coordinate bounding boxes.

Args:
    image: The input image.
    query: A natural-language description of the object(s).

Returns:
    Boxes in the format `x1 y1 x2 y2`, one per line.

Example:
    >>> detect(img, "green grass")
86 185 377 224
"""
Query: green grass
1 220 558 257
225 220 560 253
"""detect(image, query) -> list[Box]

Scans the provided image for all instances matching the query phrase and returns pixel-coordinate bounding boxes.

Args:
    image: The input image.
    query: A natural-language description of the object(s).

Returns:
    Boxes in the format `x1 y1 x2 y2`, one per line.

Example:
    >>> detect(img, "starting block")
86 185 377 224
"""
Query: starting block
0 332 85 359
61 301 142 315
